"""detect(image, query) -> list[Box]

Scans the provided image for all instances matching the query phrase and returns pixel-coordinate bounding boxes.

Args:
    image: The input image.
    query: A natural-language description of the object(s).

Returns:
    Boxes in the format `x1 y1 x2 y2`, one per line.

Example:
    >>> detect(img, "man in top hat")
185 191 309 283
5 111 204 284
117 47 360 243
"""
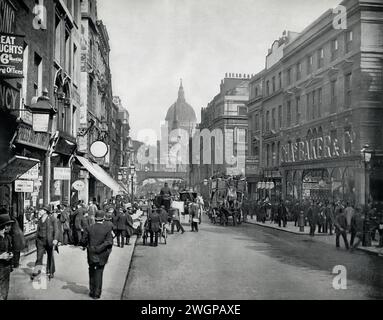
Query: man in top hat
0 215 14 300
59 201 72 245
80 211 113 300
32 206 59 280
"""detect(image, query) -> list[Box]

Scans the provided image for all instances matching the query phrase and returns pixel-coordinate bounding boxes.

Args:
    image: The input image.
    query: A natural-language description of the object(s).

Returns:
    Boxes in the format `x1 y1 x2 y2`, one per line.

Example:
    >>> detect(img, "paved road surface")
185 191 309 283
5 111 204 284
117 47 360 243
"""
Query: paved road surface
122 216 383 300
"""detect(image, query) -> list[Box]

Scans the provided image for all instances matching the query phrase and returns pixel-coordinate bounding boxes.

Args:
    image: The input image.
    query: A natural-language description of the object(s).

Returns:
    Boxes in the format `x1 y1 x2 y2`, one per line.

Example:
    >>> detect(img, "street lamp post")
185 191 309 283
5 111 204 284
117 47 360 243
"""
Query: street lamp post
130 165 136 203
29 89 58 206
361 144 372 247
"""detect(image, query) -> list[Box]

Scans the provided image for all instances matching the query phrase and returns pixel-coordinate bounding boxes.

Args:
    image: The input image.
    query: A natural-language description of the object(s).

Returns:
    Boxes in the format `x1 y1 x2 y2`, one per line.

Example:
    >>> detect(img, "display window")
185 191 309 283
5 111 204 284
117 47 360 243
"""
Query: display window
22 164 44 236
302 169 331 202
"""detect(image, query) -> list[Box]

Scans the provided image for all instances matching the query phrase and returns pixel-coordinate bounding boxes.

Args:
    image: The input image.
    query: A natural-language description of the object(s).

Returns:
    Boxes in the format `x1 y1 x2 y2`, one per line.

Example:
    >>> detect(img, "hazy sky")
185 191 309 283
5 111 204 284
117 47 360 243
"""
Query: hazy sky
98 0 340 143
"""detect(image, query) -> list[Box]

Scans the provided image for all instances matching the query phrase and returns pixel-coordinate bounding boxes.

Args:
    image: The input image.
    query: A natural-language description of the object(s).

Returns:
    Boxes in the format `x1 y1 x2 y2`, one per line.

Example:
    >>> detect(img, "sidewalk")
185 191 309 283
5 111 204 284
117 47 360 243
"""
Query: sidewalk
246 218 383 257
8 235 138 300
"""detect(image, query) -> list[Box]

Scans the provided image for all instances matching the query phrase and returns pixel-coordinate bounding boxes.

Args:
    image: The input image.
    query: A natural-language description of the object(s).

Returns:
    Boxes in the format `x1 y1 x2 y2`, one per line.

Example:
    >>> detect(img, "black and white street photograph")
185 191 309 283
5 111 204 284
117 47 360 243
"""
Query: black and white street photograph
1 0 383 306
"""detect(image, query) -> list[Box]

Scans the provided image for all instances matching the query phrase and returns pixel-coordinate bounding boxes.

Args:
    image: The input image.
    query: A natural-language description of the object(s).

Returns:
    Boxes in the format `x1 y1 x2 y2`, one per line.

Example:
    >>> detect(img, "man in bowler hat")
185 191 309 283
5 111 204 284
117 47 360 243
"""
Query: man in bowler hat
81 211 113 299
0 215 14 300
32 206 59 280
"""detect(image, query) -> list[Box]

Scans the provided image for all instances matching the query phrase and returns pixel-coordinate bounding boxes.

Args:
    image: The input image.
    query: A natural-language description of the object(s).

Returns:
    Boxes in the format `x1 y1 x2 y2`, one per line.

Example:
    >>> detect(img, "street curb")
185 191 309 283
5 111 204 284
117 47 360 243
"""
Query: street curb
245 221 318 236
120 234 140 300
246 221 383 257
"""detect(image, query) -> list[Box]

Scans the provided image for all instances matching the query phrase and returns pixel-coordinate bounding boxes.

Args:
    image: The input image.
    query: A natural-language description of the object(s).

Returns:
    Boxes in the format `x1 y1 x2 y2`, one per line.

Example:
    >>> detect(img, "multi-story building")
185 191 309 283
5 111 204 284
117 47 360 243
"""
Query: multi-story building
246 0 383 206
280 0 383 206
113 96 133 193
247 31 299 201
0 0 81 252
77 0 123 204
191 74 250 189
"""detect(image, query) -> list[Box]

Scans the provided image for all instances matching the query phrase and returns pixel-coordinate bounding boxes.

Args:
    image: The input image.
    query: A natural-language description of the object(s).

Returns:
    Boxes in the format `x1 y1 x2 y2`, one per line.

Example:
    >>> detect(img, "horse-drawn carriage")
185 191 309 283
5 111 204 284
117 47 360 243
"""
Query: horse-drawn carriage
208 178 246 226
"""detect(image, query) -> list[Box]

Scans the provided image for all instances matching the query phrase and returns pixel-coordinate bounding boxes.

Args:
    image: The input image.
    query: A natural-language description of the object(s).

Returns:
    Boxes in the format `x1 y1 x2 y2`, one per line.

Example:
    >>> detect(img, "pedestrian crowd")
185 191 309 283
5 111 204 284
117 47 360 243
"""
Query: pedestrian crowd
241 198 383 251
0 196 142 300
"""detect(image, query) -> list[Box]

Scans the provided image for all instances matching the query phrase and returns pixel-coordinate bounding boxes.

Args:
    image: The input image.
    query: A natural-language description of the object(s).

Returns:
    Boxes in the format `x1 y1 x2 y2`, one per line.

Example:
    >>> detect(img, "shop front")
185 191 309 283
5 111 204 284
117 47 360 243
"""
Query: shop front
50 131 77 207
255 170 282 202
283 157 362 205
245 157 261 201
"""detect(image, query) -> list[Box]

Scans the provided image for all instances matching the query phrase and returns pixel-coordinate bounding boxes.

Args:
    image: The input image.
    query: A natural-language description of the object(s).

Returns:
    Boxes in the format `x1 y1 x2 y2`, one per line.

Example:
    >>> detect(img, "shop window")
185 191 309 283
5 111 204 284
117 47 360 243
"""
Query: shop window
303 169 331 202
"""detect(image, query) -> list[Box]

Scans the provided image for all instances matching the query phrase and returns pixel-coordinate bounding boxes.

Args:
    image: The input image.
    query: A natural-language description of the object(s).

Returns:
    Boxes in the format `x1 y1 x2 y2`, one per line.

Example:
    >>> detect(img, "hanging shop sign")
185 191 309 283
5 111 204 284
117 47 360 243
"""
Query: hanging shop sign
0 33 24 78
19 164 39 181
15 123 50 150
14 180 34 193
90 140 109 159
72 180 85 191
281 130 355 164
54 167 71 181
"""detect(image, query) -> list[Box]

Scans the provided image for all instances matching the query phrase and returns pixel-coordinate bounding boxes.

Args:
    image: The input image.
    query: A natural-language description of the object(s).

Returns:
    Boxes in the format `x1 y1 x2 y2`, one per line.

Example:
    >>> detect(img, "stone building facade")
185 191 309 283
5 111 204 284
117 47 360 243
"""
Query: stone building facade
246 0 383 206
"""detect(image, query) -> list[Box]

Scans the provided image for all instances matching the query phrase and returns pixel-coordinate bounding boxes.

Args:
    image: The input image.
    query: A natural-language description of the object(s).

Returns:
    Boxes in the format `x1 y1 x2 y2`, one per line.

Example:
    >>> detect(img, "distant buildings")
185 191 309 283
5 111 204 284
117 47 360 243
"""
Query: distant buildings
190 74 250 190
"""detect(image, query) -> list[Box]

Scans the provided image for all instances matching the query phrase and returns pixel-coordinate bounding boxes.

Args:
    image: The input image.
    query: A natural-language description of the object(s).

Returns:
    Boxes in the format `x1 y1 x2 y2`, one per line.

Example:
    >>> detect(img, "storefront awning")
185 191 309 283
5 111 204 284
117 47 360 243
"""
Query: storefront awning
76 156 128 194
0 156 40 185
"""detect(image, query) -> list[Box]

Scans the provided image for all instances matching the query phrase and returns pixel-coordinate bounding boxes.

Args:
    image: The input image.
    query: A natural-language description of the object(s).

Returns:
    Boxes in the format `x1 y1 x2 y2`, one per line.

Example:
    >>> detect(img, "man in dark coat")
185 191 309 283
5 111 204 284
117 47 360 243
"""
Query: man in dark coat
116 208 128 248
350 208 365 250
335 208 350 250
278 202 288 228
74 206 86 246
32 206 59 280
59 202 72 245
160 183 172 211
148 208 161 247
324 202 335 235
81 211 113 299
0 215 14 300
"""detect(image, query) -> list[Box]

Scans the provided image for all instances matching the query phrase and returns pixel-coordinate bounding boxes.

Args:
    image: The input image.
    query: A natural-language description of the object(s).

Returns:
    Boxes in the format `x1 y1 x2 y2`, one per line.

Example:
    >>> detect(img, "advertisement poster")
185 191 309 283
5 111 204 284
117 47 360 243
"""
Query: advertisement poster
0 33 24 78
